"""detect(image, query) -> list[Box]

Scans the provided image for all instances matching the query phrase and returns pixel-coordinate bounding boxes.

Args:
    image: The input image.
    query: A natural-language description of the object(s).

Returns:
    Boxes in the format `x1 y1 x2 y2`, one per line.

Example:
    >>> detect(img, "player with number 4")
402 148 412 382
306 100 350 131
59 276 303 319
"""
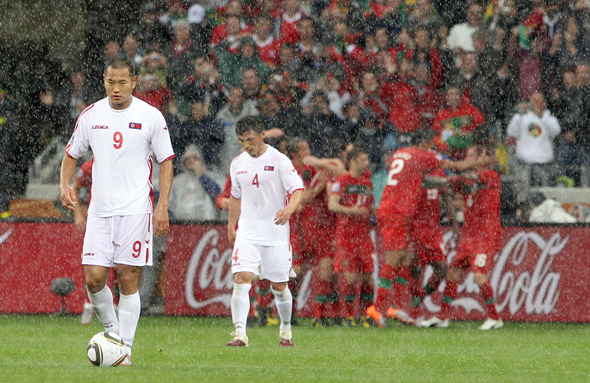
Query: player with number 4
366 128 491 328
60 58 175 365
226 116 304 347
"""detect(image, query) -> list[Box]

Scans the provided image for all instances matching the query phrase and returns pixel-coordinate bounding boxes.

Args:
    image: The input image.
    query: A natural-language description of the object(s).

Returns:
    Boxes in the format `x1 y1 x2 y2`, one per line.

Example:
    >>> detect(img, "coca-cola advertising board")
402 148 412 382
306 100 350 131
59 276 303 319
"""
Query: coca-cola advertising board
1 221 589 322
165 224 590 322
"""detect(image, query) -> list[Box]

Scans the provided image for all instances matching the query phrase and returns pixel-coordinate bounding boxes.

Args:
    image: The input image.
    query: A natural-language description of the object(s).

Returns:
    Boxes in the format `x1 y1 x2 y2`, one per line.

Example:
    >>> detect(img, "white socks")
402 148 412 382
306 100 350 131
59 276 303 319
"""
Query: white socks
231 283 252 335
272 287 292 333
88 286 119 334
118 292 141 356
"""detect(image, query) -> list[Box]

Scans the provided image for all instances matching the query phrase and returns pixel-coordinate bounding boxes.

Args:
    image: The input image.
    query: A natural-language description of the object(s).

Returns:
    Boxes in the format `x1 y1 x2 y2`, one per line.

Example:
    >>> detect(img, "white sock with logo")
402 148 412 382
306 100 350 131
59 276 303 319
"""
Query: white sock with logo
88 285 119 334
272 287 292 332
231 283 251 335
118 292 141 356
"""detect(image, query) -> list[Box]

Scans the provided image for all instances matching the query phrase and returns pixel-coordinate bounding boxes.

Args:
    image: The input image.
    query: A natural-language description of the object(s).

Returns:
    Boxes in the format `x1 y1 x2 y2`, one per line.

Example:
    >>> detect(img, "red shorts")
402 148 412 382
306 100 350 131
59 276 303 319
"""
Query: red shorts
333 234 375 274
410 226 446 266
303 222 334 261
451 235 501 274
377 209 411 251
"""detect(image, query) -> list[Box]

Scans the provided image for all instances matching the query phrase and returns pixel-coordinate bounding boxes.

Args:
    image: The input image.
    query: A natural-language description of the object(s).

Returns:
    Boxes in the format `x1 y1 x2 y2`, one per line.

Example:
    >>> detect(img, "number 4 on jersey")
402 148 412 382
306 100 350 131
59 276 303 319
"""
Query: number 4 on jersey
252 174 259 188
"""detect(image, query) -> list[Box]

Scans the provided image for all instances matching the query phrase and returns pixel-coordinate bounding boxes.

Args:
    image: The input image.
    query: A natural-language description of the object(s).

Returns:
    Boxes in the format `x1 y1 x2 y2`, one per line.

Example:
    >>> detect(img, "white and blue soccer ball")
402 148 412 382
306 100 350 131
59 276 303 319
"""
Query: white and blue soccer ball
87 332 126 367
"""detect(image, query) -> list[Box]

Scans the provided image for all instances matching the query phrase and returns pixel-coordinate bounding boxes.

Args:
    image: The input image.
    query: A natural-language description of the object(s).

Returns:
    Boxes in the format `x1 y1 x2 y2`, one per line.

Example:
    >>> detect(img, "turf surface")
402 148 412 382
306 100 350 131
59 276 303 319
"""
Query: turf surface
1 315 588 382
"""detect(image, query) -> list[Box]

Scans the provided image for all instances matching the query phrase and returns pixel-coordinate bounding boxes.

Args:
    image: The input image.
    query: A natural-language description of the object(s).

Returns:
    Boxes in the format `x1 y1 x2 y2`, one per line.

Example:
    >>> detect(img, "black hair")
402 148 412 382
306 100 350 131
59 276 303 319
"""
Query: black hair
105 57 135 77
236 116 265 136
412 127 437 144
347 144 369 162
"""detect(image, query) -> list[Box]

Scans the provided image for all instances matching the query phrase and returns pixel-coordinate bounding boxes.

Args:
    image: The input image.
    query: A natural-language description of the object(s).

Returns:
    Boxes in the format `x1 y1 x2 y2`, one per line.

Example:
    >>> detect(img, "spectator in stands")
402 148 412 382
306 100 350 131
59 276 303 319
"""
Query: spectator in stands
507 91 561 186
170 145 222 221
406 0 446 43
252 15 281 69
67 69 89 126
138 49 169 87
301 91 344 157
133 2 172 51
216 36 271 88
447 51 499 128
134 70 174 119
217 87 259 172
278 0 306 44
358 70 393 124
179 59 228 118
165 21 204 93
446 2 485 54
181 102 224 168
122 35 145 68
432 86 486 160
242 67 264 108
296 17 322 59
406 27 444 89
257 91 304 136
210 0 252 48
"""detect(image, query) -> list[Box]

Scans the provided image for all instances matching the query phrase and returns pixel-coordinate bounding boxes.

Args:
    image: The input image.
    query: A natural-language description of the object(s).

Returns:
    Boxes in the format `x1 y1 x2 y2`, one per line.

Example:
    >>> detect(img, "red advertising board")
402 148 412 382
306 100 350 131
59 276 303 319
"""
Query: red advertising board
1 221 589 322
0 222 86 314
165 224 590 322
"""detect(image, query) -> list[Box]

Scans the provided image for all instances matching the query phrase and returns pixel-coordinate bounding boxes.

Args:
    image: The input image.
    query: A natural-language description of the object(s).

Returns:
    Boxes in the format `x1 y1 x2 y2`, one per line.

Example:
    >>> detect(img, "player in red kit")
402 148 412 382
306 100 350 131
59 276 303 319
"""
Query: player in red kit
404 167 450 325
422 144 503 330
329 146 375 327
367 128 490 328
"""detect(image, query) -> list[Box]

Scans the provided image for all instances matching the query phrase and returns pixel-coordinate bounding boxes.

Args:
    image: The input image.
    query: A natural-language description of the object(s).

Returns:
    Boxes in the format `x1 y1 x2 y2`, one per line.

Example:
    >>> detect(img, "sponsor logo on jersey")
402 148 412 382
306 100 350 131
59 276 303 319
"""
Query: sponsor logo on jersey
264 166 274 171
91 125 108 129
83 252 94 256
237 170 247 175
129 122 142 130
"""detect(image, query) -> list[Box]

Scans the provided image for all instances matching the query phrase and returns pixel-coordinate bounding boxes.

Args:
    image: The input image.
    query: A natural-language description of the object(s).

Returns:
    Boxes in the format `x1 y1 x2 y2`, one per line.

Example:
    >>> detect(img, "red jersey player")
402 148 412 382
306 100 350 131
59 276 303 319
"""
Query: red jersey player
404 167 449 324
423 144 503 330
328 146 375 327
366 127 490 328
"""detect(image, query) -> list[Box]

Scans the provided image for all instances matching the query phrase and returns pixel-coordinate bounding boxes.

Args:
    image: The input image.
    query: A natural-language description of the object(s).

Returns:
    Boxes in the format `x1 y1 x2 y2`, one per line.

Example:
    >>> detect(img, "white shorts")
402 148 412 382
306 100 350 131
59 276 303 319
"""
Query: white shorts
82 213 153 267
231 239 292 283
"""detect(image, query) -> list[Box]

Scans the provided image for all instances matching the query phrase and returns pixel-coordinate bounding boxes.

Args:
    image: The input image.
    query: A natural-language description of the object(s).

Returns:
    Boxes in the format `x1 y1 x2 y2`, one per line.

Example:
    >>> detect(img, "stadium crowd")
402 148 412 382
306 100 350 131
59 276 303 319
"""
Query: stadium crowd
2 0 590 328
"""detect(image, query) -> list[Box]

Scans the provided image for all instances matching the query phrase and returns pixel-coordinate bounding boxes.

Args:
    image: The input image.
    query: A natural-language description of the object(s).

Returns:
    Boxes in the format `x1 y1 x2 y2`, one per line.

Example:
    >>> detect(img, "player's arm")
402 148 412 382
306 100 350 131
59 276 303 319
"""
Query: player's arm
302 170 328 203
60 156 78 210
439 155 490 172
154 159 173 237
72 179 86 232
303 156 346 177
328 193 369 216
227 196 241 245
275 189 304 225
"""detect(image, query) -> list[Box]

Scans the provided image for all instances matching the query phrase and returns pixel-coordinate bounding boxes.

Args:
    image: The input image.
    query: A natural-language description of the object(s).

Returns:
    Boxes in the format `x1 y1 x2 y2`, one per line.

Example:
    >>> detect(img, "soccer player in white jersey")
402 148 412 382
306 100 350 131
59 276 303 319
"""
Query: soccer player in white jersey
59 58 174 365
227 116 304 347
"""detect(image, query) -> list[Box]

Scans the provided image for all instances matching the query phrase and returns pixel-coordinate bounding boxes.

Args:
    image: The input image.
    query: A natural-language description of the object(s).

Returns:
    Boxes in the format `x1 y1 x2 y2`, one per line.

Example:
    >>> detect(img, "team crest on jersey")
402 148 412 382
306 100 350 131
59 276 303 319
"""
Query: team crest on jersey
264 166 275 171
129 122 142 130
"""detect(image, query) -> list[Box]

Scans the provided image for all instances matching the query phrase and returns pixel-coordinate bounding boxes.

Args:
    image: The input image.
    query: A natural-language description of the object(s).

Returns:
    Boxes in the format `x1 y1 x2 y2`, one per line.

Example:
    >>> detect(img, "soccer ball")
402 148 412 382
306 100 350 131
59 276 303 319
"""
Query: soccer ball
87 332 126 367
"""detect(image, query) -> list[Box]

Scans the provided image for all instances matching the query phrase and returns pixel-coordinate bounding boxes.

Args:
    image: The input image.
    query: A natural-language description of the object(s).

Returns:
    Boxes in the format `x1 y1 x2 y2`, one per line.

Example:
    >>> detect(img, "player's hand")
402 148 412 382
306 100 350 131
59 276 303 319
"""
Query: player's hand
274 207 293 225
227 226 237 246
60 185 77 211
153 204 169 237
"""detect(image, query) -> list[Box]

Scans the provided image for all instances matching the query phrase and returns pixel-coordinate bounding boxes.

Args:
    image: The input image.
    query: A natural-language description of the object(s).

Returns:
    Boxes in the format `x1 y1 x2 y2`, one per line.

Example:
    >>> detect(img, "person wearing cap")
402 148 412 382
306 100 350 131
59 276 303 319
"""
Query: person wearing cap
169 145 222 221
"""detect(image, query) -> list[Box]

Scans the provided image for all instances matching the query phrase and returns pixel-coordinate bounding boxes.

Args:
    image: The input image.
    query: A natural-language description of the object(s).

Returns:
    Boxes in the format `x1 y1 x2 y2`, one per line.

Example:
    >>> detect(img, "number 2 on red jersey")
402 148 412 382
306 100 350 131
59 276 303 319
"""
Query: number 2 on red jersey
386 159 405 186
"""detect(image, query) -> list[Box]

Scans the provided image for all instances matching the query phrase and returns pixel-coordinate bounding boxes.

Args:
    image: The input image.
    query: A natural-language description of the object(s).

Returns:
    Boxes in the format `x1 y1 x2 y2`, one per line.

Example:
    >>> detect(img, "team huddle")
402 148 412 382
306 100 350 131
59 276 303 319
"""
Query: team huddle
61 58 502 365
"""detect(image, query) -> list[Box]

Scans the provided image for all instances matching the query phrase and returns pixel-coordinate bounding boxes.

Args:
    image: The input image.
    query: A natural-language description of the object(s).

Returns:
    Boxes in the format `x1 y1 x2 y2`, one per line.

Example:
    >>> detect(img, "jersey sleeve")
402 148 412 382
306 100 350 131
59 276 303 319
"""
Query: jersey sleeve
150 110 175 163
65 111 91 159
229 159 242 200
281 156 304 194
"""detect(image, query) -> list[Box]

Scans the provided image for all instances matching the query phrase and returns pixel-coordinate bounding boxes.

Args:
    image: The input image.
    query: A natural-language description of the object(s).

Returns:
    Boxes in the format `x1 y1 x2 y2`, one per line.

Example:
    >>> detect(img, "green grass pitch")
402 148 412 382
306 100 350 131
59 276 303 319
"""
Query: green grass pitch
1 315 589 383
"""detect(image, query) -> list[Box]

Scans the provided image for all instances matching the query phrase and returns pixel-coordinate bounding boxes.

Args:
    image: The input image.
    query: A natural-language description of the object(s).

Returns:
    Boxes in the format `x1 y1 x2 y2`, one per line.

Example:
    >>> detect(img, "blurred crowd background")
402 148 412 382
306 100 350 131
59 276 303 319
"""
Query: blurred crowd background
1 0 590 222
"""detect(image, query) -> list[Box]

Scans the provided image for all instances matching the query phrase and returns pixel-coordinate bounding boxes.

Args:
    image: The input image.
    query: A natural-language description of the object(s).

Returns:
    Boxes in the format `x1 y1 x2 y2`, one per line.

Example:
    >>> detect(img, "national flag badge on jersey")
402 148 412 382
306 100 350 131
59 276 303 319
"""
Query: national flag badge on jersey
264 166 274 171
129 122 142 129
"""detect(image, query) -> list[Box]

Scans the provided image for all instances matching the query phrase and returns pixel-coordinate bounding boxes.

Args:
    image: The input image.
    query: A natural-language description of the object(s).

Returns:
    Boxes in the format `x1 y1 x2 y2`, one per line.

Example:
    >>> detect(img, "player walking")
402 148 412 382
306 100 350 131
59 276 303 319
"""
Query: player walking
226 116 304 346
60 58 174 365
